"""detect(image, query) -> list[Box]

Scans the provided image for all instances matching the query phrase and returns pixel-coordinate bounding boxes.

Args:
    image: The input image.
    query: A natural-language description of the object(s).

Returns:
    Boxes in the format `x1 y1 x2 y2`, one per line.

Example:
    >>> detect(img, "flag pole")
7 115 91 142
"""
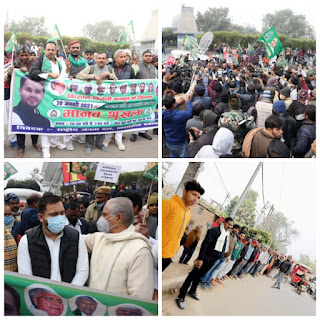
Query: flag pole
142 180 154 224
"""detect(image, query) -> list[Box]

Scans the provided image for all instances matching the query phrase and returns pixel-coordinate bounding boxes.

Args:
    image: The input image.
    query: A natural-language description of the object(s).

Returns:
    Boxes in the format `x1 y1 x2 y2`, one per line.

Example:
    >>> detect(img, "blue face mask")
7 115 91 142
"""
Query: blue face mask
46 215 66 234
4 215 14 226
87 59 93 63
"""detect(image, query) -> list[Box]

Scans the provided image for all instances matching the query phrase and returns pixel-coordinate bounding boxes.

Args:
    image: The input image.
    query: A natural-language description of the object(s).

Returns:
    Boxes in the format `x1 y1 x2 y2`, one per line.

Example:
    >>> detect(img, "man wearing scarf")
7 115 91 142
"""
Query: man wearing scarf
175 217 234 309
29 41 68 157
65 41 88 78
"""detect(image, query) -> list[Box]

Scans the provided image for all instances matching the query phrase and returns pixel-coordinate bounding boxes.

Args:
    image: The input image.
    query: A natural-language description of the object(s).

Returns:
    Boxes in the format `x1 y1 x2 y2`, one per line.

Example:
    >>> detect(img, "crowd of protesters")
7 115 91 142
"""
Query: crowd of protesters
162 44 316 158
162 179 298 310
4 39 158 158
4 179 159 312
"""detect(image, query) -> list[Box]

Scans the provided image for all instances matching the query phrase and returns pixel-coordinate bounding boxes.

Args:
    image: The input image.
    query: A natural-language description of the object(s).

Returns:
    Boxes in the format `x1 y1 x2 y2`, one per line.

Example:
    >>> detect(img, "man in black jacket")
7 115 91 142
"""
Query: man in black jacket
272 255 293 289
175 217 234 309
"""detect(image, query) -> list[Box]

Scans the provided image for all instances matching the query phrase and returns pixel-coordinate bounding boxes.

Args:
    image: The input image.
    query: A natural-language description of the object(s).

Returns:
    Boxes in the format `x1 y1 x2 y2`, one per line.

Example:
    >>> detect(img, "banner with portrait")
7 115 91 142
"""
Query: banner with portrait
5 271 158 316
62 162 87 186
9 70 158 135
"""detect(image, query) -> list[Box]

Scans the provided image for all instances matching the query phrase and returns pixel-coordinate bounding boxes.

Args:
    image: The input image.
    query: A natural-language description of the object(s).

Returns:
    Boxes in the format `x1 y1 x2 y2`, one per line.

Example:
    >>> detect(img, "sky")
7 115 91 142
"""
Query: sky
4 0 158 40
161 0 316 31
163 161 316 262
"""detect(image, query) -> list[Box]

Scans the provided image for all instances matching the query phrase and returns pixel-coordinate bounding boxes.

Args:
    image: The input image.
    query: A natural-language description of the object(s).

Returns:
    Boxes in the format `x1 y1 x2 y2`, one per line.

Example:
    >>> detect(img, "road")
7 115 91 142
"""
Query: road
162 247 316 316
4 126 158 158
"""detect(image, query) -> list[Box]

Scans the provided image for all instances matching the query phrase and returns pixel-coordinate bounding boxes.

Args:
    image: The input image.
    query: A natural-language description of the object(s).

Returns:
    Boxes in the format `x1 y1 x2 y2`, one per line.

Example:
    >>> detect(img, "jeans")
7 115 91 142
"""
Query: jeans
201 258 225 283
166 141 188 158
85 135 105 149
273 271 286 288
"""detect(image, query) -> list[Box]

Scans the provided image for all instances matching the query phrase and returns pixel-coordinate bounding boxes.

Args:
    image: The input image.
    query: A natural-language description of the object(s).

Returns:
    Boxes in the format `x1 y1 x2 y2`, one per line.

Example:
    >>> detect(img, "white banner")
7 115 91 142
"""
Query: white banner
94 164 121 183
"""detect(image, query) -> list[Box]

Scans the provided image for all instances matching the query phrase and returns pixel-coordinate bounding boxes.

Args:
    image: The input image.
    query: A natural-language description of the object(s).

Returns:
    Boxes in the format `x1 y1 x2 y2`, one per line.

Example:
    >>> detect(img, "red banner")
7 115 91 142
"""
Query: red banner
62 162 87 186
209 52 213 60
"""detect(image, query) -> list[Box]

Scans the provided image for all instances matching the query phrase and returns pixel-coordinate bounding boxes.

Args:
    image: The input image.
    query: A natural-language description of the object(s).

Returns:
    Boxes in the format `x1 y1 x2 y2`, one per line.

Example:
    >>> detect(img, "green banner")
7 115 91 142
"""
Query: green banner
183 35 199 59
9 70 158 135
5 271 157 316
258 27 284 59
142 164 158 182
4 162 18 180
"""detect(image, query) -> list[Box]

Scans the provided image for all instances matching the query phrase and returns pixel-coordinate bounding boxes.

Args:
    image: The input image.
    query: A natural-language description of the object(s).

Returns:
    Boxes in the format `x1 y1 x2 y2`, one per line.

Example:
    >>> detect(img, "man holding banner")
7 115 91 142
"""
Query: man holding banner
28 41 68 157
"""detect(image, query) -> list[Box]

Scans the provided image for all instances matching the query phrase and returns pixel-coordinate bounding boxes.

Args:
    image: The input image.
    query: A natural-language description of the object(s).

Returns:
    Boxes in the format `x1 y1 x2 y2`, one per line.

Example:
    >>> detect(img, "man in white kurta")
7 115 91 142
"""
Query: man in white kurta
83 197 154 300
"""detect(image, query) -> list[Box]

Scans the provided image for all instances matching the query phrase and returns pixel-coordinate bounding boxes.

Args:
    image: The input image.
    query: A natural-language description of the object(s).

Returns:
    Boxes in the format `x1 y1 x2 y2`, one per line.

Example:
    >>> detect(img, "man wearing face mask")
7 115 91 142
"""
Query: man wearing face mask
83 197 154 300
85 186 111 223
17 193 89 285
65 201 89 235
5 193 21 222
4 204 21 235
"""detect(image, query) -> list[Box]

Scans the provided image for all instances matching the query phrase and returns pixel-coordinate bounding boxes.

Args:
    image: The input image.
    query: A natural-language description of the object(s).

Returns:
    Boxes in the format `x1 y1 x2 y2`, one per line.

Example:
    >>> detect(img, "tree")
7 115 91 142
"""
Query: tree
231 24 258 34
162 28 176 44
83 20 124 43
196 7 231 33
4 17 48 37
6 178 40 191
298 254 316 273
225 189 258 227
262 9 315 40
261 211 299 251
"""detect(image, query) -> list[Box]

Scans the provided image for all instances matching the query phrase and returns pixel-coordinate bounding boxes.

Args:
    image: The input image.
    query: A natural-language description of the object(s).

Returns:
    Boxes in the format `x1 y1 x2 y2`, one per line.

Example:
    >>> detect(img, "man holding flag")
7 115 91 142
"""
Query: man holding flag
258 27 284 59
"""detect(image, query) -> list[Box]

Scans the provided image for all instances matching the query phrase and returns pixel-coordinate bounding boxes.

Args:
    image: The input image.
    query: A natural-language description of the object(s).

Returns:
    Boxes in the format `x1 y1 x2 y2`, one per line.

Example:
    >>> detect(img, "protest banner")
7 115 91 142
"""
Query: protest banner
4 271 157 316
94 164 121 183
4 162 18 180
276 55 288 69
4 61 12 77
258 26 284 59
167 56 176 66
62 162 87 186
9 70 158 135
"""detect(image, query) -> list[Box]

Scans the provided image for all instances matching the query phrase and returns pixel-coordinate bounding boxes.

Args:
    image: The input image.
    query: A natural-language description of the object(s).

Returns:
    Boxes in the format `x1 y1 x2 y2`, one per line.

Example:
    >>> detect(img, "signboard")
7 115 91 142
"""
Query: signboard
94 164 121 183
62 162 87 186
9 70 158 135
4 271 157 316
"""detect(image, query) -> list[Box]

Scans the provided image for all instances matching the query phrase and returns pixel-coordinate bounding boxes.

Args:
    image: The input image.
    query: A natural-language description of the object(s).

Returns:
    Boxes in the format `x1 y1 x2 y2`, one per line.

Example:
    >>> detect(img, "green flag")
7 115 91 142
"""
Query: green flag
47 25 61 50
183 35 199 59
248 43 255 54
258 26 284 59
237 44 242 55
5 28 17 53
232 56 239 66
143 164 158 182
276 55 288 69
4 162 18 180
219 53 225 62
116 21 135 44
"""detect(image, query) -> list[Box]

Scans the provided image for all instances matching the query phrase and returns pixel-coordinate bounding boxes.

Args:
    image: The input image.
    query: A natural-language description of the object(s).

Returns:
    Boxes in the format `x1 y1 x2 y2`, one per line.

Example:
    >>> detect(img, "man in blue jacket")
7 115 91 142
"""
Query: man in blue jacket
19 193 41 235
163 94 193 158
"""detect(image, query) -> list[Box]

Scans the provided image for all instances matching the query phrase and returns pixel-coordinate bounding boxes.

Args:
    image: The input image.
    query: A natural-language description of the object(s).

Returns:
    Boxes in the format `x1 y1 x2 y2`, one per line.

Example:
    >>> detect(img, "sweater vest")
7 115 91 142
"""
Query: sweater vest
27 225 79 283
13 102 50 127
136 62 156 79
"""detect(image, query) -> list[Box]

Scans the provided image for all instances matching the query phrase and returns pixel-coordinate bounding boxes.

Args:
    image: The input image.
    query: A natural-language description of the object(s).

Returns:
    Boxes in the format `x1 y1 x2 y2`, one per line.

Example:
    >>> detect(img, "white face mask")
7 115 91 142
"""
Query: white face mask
96 214 119 233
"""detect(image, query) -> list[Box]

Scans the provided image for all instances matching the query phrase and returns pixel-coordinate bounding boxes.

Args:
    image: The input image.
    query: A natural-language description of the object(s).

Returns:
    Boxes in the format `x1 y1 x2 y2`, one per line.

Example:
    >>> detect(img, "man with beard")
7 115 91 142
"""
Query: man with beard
17 193 88 285
76 52 118 155
65 41 88 79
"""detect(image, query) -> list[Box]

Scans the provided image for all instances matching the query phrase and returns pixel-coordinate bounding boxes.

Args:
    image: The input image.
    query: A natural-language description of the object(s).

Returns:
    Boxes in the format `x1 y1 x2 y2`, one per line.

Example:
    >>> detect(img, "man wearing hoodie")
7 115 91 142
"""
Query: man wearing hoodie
163 94 193 158
162 180 205 271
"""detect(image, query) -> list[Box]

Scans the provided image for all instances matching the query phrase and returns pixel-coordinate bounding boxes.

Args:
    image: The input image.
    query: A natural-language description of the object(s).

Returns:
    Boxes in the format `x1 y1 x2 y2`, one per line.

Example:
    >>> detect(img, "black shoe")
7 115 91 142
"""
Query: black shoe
130 134 137 142
175 297 185 309
187 292 200 301
139 132 152 140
